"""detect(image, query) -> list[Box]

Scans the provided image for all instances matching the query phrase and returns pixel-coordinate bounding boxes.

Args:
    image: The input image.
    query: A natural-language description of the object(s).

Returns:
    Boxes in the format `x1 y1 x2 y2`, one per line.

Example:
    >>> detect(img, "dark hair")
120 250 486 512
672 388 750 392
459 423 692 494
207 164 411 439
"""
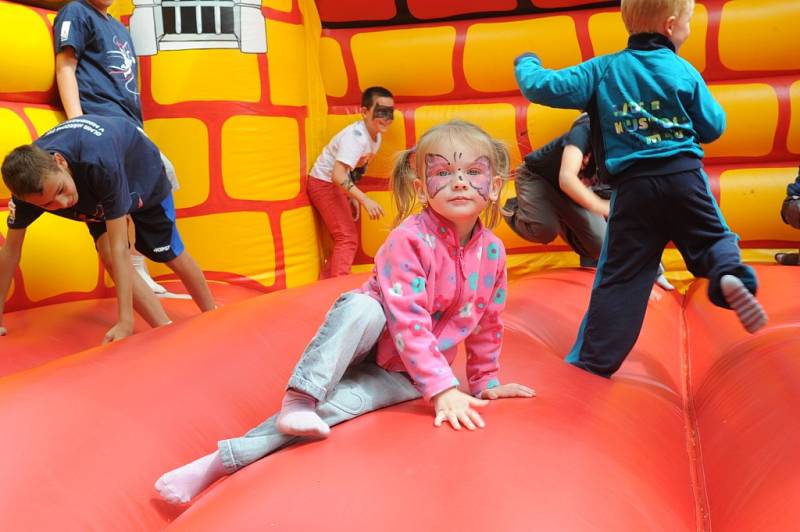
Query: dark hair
1 144 57 196
361 86 393 109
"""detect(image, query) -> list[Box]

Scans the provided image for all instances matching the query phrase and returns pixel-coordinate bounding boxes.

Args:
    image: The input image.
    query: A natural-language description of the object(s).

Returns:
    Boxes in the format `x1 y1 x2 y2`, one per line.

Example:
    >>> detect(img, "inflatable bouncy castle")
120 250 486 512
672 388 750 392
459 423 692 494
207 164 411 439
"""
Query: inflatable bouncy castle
0 0 799 530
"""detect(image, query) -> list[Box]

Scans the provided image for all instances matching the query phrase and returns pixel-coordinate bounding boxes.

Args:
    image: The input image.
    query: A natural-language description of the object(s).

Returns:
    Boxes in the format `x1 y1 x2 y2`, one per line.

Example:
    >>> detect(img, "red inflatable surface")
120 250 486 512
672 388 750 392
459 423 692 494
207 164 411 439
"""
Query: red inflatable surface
0 265 797 531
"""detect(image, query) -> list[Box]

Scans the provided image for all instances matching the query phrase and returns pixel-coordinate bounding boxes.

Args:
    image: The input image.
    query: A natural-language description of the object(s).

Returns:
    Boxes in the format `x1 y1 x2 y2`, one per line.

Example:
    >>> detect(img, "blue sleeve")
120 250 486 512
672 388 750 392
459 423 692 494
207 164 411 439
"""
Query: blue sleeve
7 197 43 229
515 53 605 111
685 67 726 143
53 3 88 57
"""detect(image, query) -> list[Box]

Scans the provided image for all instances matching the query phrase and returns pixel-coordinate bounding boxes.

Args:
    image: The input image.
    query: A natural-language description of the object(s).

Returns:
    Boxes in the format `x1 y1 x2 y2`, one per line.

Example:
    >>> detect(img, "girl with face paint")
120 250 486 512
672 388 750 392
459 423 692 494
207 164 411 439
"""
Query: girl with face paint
155 121 534 505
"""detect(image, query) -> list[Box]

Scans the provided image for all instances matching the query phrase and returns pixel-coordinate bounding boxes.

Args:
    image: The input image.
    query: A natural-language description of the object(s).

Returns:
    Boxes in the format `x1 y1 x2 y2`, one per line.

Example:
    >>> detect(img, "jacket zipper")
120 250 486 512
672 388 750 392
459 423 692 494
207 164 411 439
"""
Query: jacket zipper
432 240 471 338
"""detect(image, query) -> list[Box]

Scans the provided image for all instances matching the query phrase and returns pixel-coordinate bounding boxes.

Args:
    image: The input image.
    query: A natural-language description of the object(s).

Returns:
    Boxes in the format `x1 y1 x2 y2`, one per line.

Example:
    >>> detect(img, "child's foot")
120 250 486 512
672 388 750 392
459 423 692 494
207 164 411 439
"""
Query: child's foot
775 252 800 266
276 389 330 438
155 450 227 504
132 255 167 294
720 274 767 333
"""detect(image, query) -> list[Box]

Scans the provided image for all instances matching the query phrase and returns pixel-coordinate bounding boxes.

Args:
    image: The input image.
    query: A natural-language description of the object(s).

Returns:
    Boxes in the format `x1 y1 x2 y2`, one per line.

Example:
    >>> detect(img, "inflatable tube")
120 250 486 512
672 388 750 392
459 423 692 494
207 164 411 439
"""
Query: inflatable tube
0 265 797 531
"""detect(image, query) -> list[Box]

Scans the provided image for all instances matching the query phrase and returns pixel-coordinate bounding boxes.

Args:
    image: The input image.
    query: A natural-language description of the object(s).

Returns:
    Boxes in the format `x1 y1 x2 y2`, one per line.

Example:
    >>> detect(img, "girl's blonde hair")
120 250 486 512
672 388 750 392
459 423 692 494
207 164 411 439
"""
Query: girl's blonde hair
621 0 694 34
390 120 510 229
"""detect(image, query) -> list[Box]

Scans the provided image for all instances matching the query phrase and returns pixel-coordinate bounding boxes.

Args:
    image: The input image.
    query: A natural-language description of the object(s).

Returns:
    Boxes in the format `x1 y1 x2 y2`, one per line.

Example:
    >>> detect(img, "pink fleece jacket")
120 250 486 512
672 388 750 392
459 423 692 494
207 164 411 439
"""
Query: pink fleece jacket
361 207 507 401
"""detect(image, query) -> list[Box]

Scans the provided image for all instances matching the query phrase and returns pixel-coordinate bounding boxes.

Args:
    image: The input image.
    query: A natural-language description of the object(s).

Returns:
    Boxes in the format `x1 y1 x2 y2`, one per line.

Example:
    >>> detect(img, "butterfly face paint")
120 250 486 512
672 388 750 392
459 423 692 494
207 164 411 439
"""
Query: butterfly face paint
424 153 492 200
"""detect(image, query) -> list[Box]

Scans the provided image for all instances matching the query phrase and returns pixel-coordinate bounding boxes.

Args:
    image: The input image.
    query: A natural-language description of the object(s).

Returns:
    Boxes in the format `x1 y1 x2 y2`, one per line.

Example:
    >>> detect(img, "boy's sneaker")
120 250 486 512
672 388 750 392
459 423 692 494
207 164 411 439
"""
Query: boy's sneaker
720 274 767 333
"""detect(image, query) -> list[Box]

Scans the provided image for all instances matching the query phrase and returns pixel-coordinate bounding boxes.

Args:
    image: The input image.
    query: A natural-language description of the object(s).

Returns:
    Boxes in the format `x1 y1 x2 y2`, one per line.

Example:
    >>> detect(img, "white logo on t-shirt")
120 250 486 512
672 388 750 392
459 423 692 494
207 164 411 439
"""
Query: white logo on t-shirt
7 198 16 225
60 21 71 42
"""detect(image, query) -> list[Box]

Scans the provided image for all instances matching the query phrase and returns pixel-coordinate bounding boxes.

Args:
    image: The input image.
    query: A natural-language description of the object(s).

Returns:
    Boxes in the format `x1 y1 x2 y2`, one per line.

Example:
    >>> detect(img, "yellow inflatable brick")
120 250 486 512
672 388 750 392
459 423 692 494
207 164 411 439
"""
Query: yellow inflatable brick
464 16 582 93
108 0 133 19
0 108 33 200
267 20 309 107
705 83 778 158
143 118 210 209
359 190 396 258
320 37 348 98
17 214 99 303
0 2 53 94
719 0 800 72
789 81 800 155
222 115 301 202
587 5 707 72
22 107 65 135
151 50 262 104
720 167 800 242
414 103 522 166
525 104 581 151
280 206 321 287
263 0 293 12
150 212 277 288
351 26 456 96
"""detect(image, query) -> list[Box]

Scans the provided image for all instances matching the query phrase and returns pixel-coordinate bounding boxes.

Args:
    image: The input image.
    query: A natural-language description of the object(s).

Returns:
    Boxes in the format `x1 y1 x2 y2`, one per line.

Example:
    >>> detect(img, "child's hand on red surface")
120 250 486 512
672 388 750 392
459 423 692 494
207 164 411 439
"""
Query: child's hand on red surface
432 388 488 430
479 383 535 400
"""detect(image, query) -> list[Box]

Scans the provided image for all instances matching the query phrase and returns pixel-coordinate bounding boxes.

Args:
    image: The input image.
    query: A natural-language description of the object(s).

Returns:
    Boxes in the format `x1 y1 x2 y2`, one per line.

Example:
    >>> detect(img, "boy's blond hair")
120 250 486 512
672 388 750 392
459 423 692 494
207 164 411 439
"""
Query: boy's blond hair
390 120 510 229
621 0 694 35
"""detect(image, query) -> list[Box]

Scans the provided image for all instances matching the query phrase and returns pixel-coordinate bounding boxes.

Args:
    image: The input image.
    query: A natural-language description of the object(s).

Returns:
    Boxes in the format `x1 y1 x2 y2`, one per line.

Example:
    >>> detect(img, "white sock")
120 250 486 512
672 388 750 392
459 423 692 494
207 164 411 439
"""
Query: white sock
276 389 330 438
720 274 767 333
155 450 227 504
131 255 167 294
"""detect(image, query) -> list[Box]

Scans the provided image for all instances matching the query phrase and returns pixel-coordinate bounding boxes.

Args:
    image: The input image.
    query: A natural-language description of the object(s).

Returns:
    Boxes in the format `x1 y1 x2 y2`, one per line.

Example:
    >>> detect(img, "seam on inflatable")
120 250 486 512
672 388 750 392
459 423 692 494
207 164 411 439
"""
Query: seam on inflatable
680 298 712 532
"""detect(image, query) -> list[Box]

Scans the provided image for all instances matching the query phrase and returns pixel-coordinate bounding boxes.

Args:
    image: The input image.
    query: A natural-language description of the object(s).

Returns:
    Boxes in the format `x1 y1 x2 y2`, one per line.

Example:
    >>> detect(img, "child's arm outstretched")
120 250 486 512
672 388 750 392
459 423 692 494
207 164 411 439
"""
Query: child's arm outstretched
514 53 606 110
0 227 26 336
463 243 535 402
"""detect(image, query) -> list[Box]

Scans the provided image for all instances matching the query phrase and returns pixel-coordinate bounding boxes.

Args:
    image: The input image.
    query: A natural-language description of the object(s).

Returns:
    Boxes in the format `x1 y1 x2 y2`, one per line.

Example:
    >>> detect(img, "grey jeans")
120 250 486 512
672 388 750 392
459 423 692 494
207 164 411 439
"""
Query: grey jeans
504 164 606 259
218 292 421 472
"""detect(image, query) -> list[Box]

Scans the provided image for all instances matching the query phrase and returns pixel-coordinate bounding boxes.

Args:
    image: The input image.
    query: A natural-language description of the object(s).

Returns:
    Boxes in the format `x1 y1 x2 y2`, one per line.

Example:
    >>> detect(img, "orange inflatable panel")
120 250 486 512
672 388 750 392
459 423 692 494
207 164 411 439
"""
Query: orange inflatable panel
0 265 797 531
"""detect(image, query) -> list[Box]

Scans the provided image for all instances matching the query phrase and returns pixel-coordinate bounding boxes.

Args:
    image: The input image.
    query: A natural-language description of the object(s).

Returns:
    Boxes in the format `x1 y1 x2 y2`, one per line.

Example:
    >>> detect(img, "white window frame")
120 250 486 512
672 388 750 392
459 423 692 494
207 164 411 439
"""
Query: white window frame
130 0 266 55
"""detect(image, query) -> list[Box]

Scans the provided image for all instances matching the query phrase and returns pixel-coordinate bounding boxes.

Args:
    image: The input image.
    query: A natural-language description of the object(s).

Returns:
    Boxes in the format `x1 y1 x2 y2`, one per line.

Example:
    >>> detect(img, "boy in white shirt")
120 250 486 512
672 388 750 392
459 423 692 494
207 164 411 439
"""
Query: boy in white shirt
308 86 394 278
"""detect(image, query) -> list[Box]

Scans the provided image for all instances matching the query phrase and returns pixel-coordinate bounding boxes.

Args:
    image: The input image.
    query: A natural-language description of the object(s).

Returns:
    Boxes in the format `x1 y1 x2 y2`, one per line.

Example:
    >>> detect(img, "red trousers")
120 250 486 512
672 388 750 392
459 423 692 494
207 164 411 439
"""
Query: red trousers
307 177 358 278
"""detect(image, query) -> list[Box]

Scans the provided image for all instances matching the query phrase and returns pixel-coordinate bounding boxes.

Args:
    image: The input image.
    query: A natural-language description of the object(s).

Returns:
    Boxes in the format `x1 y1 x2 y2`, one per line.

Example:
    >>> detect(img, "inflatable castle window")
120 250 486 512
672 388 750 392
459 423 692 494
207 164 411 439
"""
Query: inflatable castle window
130 0 266 54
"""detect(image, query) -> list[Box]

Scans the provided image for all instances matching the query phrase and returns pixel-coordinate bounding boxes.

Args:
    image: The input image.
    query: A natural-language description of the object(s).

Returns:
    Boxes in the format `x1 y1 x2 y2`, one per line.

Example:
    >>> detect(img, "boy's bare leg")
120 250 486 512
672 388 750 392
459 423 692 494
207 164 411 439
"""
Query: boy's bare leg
96 234 171 327
165 252 216 312
155 450 227 504
127 216 166 294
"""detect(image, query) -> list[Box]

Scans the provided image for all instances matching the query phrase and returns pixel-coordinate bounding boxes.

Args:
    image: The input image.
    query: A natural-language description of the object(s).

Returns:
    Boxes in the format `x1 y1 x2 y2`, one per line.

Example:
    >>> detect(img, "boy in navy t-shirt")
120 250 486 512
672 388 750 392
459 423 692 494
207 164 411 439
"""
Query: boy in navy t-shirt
54 0 141 124
0 116 215 343
54 0 179 293
514 0 767 377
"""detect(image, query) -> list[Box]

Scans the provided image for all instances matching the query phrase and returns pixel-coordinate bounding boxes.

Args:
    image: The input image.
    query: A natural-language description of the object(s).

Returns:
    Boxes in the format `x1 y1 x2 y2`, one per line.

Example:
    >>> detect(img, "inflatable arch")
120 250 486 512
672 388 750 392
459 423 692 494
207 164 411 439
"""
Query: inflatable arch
0 0 798 530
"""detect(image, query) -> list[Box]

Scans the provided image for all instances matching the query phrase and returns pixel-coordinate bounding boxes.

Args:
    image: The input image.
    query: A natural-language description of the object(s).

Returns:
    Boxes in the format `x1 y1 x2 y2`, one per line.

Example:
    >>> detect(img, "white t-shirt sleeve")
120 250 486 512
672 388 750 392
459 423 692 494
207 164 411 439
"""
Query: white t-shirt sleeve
334 128 367 170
